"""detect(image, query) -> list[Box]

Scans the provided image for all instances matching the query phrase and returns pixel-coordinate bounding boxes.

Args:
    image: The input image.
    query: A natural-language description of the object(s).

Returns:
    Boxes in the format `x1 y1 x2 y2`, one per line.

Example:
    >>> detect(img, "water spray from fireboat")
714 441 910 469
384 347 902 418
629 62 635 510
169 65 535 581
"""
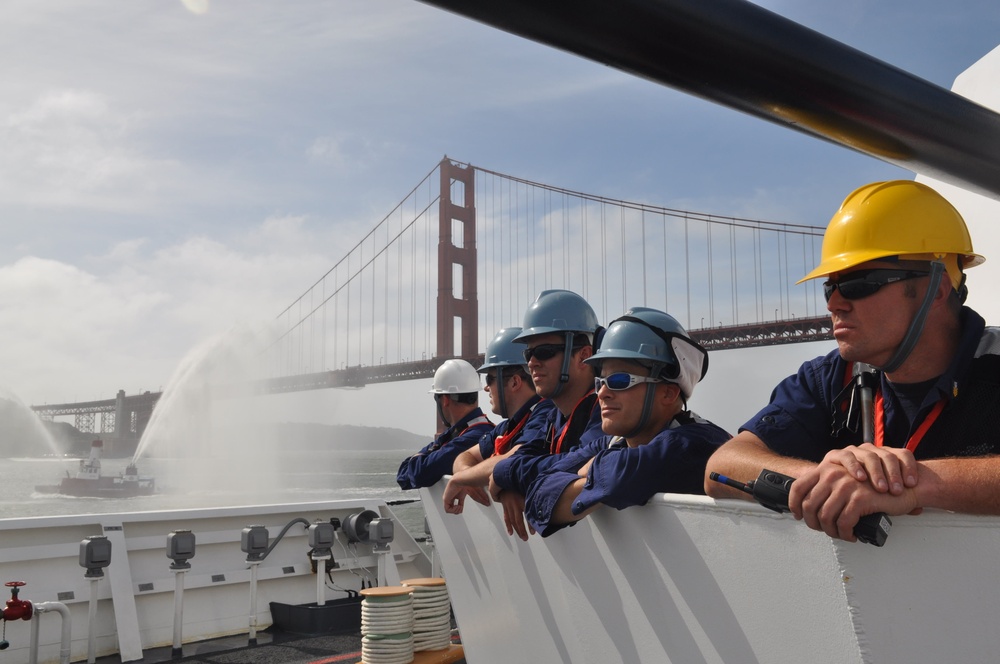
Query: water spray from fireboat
130 324 290 501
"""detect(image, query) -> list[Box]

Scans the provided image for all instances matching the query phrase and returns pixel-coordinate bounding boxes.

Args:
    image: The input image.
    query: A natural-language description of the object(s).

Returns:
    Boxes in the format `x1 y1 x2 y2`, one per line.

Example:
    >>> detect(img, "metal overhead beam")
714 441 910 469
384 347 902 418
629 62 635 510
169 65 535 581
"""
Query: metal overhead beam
416 0 1000 201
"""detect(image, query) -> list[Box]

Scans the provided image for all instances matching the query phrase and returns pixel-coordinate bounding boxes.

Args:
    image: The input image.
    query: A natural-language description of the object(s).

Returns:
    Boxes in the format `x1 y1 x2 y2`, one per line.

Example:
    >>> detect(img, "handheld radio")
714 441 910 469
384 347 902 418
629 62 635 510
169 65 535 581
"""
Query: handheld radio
710 469 891 547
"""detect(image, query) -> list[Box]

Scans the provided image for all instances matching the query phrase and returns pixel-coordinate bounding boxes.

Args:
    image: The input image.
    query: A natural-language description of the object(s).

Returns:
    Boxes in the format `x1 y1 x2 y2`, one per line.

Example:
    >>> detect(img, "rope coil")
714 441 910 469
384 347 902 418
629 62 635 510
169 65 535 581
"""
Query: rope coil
359 587 415 664
402 578 453 652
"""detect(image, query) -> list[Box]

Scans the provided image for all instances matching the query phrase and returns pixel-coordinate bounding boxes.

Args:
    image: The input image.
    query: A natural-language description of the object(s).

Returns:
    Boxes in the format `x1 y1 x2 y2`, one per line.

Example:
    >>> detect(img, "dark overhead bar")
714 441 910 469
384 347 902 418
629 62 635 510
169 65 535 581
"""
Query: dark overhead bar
417 0 1000 200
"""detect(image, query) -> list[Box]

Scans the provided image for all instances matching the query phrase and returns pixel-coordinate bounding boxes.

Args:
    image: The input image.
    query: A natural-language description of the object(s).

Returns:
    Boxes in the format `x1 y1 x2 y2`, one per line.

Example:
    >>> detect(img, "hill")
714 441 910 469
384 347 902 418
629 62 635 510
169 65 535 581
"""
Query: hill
261 422 431 451
0 399 432 457
0 398 50 456
0 398 95 457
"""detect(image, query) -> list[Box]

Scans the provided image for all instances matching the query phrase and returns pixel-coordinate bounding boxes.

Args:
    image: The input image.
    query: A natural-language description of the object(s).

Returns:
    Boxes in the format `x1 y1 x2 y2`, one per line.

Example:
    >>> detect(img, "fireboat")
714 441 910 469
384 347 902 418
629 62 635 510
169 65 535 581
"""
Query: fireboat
35 439 156 497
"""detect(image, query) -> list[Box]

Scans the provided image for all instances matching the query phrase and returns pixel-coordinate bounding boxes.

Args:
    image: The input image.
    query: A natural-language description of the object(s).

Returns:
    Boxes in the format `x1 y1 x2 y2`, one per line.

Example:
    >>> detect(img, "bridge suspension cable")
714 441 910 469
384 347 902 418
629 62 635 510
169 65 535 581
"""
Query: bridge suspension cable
267 157 828 388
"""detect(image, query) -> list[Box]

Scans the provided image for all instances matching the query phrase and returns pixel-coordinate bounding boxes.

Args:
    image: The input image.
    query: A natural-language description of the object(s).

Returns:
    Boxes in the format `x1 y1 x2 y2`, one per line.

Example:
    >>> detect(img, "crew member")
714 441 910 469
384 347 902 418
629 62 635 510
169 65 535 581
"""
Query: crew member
705 180 1000 542
525 307 729 536
442 326 554 514
396 359 493 490
490 289 605 539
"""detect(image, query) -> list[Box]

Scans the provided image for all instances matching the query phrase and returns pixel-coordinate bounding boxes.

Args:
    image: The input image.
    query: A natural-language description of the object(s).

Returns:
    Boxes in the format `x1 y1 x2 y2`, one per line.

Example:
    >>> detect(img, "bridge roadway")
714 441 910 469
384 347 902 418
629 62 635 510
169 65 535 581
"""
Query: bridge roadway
31 389 159 456
34 391 160 416
31 315 831 425
265 314 832 393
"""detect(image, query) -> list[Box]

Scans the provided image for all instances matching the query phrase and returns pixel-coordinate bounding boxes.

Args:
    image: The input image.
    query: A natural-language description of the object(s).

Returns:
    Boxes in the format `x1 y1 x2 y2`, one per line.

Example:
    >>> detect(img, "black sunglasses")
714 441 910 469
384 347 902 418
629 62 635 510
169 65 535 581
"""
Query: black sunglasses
823 269 929 302
523 343 582 363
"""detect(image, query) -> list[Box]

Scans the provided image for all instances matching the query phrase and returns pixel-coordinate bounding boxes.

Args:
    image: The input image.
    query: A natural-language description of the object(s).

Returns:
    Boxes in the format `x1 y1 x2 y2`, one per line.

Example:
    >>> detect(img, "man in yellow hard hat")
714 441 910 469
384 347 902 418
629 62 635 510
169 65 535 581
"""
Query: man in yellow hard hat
705 180 1000 542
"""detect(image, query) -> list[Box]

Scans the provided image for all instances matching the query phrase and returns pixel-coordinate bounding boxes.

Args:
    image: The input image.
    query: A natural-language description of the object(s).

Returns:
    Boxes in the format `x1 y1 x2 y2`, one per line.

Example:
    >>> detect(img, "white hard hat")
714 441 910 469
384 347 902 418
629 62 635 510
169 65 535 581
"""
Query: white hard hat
429 359 481 394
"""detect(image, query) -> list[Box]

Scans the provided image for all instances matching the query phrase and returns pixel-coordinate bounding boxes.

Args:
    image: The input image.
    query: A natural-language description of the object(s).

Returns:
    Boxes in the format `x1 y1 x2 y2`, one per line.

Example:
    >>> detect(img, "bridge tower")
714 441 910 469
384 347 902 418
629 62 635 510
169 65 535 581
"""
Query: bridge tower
436 159 479 359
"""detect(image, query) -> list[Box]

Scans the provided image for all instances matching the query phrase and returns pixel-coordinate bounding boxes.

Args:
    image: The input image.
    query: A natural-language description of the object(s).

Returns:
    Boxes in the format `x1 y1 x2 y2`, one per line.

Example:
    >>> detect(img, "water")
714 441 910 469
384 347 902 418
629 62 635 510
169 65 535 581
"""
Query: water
2 449 427 539
0 325 432 539
2 329 433 538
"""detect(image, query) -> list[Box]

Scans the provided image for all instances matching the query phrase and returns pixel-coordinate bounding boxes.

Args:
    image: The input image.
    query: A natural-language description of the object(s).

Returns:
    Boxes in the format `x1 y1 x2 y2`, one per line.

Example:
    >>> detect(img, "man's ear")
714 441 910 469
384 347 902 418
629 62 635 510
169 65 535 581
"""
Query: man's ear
934 273 955 305
660 382 682 405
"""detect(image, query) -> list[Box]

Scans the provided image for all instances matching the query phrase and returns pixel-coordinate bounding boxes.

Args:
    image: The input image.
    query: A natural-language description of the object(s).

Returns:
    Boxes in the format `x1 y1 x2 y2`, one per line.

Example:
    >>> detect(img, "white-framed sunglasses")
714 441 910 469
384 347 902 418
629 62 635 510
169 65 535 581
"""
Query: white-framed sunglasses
595 372 662 392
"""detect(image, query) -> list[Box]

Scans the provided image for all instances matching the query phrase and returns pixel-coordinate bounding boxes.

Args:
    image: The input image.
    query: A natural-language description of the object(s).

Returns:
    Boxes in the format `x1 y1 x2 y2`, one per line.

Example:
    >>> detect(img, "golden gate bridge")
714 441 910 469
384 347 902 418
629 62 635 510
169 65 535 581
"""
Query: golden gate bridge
266 157 830 391
33 157 831 444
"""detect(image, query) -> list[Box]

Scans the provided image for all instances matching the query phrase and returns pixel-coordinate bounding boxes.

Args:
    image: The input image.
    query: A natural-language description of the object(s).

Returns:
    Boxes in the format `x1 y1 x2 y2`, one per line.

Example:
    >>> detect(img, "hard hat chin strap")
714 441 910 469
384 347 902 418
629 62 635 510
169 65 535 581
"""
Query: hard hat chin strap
550 334 575 399
878 260 945 374
624 381 657 439
435 395 452 428
496 367 509 419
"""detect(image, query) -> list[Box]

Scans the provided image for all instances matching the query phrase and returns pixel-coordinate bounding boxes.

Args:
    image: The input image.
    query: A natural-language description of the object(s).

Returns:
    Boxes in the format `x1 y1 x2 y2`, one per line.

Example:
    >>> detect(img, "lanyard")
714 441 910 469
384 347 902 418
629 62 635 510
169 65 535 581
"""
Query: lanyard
493 414 528 457
550 391 596 454
434 414 491 451
873 390 946 453
460 414 491 434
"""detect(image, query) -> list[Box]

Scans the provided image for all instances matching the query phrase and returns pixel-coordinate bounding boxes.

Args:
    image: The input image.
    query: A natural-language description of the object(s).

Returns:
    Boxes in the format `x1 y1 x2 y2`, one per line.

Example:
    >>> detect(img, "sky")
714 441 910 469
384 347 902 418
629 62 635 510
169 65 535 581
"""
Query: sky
3 0 1000 438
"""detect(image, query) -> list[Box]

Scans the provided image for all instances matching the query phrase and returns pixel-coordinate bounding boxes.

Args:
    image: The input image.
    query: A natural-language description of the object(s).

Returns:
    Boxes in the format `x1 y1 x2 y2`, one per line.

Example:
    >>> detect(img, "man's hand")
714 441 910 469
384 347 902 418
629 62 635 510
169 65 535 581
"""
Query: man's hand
488 474 504 502
497 490 534 541
790 458 921 542
442 477 491 514
817 443 919 495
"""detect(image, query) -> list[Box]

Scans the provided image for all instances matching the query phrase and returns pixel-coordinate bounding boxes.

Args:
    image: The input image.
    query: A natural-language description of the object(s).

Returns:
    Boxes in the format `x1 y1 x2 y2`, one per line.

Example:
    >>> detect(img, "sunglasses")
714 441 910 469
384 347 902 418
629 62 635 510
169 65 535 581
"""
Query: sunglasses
595 372 662 392
484 373 498 386
523 343 582 363
823 269 929 302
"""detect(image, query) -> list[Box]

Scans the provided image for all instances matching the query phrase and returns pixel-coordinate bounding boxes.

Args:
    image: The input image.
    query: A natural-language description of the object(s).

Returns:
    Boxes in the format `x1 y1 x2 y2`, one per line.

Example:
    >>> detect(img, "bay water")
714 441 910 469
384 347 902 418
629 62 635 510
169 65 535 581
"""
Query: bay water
2 449 427 539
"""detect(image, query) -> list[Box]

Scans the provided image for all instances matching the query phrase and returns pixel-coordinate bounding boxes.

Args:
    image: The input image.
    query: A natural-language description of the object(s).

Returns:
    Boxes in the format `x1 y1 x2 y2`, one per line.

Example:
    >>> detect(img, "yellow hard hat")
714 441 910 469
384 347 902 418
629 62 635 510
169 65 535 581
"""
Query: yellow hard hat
798 180 984 287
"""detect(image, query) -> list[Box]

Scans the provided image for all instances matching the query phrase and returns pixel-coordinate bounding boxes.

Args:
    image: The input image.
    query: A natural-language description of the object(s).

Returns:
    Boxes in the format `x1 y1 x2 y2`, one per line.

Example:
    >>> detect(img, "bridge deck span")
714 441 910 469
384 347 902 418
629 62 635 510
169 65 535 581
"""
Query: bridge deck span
32 316 832 408
262 315 832 393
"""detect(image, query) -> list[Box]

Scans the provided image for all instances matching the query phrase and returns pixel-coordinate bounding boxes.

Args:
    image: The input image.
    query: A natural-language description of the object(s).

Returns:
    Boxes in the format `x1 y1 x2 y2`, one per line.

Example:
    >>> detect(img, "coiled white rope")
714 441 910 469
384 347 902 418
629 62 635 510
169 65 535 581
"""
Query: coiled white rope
402 578 453 652
359 587 414 664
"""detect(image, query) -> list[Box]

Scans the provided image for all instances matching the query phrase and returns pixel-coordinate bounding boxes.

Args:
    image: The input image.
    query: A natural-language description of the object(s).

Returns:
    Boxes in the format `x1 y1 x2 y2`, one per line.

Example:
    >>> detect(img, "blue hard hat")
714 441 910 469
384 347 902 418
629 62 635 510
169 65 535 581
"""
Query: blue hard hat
479 327 528 372
514 290 599 343
585 307 708 399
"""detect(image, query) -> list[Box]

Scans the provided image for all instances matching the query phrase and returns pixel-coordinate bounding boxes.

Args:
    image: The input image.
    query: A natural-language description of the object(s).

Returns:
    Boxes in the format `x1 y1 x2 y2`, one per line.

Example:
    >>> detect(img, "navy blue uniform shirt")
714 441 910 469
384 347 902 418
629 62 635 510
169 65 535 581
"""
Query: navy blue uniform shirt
493 392 604 495
524 412 730 537
477 396 556 459
743 307 1000 461
396 407 493 490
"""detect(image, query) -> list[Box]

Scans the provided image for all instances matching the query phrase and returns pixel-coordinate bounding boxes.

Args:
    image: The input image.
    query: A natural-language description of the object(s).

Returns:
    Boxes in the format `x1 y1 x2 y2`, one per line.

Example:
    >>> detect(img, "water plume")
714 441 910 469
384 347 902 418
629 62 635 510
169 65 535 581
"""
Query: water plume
0 389 62 457
134 324 290 501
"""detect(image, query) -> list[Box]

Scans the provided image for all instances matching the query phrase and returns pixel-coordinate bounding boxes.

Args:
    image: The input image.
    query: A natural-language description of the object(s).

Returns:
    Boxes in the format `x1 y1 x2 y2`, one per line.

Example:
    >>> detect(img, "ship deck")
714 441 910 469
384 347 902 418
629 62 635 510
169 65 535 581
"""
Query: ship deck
96 630 466 664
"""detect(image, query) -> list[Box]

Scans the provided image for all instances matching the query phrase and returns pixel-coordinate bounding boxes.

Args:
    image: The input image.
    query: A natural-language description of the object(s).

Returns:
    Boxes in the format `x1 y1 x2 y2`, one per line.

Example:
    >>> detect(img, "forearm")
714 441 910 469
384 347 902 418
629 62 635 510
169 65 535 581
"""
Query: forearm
551 477 599 525
494 452 554 495
451 454 505 487
524 469 594 536
916 456 1000 514
704 431 816 499
451 448 485 475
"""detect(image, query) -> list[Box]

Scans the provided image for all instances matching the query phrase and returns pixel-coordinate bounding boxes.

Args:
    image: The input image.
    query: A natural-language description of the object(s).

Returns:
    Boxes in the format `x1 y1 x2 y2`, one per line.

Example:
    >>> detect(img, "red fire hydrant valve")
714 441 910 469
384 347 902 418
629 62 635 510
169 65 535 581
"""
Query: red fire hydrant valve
2 582 32 621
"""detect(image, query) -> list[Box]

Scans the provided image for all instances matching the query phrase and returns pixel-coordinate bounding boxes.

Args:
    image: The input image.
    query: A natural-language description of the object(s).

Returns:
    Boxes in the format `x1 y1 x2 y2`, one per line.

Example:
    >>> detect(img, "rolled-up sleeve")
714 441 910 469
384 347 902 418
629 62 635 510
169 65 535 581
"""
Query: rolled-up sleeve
740 350 845 463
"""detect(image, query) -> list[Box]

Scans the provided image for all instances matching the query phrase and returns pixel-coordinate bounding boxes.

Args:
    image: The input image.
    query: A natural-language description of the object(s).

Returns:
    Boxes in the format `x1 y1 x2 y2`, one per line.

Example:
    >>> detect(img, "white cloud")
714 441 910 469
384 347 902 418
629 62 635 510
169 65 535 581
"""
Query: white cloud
0 90 159 208
181 0 209 16
0 0 996 439
0 215 343 406
305 133 396 173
